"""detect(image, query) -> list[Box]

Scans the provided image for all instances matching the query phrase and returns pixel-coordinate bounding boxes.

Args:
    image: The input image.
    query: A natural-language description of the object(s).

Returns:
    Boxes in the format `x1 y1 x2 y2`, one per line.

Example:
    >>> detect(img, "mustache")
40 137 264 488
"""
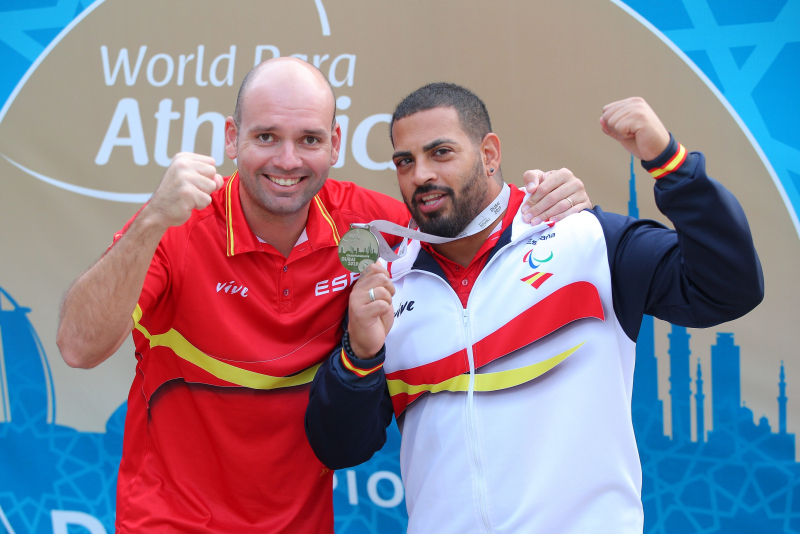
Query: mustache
411 184 455 202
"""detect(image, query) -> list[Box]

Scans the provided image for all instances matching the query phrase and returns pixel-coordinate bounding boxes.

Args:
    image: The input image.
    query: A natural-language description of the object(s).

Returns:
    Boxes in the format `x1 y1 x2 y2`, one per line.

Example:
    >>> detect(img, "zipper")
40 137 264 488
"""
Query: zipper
463 307 493 533
405 226 538 533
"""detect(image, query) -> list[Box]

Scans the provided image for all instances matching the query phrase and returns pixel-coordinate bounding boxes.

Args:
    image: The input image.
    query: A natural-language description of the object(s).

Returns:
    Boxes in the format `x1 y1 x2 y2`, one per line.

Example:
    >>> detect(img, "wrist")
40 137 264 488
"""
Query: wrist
344 329 377 360
135 203 172 236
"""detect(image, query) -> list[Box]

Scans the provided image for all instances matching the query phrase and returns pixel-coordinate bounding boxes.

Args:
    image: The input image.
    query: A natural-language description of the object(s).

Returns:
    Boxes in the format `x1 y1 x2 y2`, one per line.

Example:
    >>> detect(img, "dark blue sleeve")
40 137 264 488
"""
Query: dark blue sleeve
594 136 764 342
305 329 394 470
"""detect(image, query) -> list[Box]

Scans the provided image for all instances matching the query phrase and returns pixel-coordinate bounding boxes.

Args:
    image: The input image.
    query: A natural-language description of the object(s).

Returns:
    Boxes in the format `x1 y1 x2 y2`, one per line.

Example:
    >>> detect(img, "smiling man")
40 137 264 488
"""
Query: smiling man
56 62 589 533
305 83 765 533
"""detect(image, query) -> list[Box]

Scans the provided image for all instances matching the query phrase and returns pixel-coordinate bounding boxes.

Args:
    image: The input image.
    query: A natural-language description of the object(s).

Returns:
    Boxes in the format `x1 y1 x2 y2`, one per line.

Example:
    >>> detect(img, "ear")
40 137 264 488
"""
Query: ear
225 116 239 161
480 133 501 175
330 121 342 166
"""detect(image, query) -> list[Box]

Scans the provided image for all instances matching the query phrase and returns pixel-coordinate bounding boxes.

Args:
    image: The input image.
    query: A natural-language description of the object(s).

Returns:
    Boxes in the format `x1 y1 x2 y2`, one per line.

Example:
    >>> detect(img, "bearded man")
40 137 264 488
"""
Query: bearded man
305 83 763 533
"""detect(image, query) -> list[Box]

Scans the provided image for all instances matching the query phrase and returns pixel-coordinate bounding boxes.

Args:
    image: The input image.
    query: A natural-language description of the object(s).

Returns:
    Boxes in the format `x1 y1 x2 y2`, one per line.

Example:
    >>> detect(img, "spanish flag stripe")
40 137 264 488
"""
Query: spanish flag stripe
387 342 584 416
314 195 341 244
131 304 319 390
523 272 547 285
649 144 687 179
340 348 384 377
225 172 238 256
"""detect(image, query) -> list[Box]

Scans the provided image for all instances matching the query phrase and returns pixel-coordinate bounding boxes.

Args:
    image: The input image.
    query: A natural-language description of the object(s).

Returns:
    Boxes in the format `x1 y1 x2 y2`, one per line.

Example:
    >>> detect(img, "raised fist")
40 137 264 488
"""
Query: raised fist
600 97 671 162
144 153 224 229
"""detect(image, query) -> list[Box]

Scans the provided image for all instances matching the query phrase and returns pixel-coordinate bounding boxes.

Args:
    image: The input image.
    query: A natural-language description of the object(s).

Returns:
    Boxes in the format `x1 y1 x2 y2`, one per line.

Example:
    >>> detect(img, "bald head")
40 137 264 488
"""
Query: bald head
233 57 336 131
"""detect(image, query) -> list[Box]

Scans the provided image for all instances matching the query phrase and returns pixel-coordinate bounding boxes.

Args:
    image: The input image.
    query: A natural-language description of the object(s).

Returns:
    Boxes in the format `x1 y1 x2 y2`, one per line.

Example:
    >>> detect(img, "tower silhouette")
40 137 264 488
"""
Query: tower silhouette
780 361 788 434
668 325 692 442
695 358 705 442
710 333 740 436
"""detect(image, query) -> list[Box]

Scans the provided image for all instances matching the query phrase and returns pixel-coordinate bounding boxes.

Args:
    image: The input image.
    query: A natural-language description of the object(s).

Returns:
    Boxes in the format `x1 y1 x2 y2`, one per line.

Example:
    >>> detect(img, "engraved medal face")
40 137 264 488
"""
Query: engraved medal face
338 227 380 273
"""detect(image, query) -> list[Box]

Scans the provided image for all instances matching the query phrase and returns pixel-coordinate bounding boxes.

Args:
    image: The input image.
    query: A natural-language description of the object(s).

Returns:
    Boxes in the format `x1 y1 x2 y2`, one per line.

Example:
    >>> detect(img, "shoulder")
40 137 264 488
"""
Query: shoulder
319 178 410 225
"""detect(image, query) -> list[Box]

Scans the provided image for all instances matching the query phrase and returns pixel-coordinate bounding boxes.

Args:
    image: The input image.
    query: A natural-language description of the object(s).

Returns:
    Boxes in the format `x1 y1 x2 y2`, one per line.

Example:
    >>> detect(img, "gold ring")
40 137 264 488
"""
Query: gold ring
566 197 574 208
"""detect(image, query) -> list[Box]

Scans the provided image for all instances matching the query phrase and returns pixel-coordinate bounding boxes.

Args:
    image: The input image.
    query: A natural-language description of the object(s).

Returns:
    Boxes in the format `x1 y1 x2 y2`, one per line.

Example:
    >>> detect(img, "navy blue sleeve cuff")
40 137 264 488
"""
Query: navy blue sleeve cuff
332 330 386 387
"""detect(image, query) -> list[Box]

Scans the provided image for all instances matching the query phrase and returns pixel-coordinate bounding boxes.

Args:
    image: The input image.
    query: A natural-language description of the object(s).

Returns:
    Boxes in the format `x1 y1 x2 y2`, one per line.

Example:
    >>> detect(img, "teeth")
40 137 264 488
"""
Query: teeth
268 176 301 186
421 193 444 205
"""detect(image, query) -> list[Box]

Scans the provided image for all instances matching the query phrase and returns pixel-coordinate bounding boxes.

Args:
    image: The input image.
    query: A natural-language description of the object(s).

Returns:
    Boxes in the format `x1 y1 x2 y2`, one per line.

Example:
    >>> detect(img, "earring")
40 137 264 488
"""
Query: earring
489 168 495 173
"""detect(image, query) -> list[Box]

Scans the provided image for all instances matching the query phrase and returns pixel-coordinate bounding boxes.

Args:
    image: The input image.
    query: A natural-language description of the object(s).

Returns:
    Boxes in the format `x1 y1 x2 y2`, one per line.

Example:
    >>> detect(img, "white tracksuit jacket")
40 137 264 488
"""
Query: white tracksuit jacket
305 143 764 534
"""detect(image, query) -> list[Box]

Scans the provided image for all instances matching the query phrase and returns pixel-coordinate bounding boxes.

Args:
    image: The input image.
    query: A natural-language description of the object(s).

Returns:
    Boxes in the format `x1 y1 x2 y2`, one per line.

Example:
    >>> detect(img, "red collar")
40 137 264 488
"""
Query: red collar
223 172 342 257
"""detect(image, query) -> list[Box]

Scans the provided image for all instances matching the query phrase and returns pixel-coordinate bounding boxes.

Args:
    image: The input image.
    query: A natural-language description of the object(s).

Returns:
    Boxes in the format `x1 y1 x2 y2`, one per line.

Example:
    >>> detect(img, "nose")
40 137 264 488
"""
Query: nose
272 142 303 171
411 158 436 187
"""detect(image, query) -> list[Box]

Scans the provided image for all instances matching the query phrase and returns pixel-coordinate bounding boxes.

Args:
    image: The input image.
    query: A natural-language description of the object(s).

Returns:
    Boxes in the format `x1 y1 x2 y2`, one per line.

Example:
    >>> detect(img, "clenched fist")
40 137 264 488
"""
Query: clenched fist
143 153 224 229
600 97 670 162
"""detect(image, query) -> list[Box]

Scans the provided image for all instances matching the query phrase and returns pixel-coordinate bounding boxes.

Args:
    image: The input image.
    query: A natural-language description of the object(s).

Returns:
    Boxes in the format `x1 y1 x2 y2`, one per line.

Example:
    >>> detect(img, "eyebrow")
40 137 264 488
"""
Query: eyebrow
392 137 459 160
248 125 329 137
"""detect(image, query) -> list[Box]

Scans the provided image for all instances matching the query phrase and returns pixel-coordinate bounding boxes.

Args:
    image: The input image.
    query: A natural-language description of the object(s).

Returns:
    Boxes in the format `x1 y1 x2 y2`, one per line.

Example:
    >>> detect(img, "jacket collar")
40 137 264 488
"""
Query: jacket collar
224 172 342 257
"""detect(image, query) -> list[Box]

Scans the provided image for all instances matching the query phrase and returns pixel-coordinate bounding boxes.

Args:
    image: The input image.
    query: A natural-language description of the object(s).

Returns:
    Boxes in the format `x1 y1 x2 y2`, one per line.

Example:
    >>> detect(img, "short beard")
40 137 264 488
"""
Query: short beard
405 157 489 238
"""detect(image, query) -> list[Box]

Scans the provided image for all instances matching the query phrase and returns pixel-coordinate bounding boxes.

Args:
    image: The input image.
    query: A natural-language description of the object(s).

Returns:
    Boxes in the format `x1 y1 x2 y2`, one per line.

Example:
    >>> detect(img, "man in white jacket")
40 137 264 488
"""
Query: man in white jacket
305 83 763 533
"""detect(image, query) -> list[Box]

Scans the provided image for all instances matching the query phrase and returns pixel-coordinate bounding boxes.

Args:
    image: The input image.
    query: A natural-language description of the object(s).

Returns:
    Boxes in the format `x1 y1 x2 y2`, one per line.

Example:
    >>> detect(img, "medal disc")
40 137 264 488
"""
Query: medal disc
338 227 380 273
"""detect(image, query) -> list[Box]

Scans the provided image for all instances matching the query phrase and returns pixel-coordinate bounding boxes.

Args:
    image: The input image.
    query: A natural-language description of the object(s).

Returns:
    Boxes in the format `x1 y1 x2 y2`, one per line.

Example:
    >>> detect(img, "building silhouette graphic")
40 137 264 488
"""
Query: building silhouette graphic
0 286 125 534
628 159 800 533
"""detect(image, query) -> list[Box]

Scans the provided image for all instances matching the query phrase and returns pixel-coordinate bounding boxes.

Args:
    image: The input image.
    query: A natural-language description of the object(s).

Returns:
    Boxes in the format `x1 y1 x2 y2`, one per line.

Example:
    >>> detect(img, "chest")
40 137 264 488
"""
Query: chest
385 216 614 376
164 241 360 371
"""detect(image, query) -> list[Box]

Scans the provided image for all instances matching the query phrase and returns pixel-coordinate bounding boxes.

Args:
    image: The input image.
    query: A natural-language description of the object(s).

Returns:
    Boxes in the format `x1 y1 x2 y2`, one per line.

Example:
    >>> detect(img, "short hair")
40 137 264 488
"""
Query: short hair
390 83 492 145
233 61 337 130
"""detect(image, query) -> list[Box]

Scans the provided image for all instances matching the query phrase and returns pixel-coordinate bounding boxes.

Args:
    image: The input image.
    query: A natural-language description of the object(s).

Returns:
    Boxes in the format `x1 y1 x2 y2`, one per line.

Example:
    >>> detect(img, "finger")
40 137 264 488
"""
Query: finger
363 274 396 298
367 285 394 305
357 262 390 282
190 188 213 211
174 152 218 167
522 169 573 222
522 170 545 193
188 172 222 195
524 184 572 223
525 170 559 208
214 174 225 190
537 185 594 221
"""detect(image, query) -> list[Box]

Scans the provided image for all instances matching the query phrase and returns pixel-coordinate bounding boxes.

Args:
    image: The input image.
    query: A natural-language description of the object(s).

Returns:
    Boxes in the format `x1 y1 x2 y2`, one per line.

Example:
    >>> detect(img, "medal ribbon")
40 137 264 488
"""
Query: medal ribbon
353 183 511 262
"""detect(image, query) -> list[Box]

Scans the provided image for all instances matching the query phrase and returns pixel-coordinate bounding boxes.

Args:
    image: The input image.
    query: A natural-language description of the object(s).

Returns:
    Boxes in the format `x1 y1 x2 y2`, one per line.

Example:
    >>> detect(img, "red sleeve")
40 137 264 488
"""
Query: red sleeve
107 207 170 318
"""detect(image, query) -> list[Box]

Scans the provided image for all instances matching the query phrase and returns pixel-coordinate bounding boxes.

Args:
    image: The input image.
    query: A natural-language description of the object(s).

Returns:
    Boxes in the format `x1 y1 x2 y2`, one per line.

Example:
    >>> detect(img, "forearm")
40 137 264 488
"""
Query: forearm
648 142 763 321
306 339 393 469
601 138 764 339
57 208 167 368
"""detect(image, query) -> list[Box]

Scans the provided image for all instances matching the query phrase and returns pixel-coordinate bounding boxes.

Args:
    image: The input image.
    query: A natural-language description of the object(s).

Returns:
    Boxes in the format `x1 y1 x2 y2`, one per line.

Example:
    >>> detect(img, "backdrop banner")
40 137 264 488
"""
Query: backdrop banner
1 1 799 533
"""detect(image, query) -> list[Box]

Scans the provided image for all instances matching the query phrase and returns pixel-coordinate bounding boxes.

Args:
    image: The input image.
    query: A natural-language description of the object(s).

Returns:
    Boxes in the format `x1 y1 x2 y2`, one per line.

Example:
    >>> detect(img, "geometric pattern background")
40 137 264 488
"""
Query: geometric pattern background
1 1 798 533
624 0 800 234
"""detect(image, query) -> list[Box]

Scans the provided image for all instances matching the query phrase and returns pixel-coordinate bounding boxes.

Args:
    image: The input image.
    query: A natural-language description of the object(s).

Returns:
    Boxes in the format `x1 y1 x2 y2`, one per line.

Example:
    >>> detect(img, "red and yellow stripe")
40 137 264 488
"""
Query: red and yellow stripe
314 195 341 245
521 272 552 289
225 171 238 257
131 304 320 390
648 143 687 179
340 348 384 377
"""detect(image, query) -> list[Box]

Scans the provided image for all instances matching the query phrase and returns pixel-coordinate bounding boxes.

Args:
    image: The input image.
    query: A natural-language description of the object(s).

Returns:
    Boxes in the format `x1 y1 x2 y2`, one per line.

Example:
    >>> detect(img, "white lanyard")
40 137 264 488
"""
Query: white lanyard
353 183 511 262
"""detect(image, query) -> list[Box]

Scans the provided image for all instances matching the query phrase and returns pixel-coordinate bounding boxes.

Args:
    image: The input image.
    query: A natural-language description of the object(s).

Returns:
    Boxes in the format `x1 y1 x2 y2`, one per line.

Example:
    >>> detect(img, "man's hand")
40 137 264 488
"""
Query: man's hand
347 263 396 359
520 168 593 224
142 153 224 229
600 97 670 162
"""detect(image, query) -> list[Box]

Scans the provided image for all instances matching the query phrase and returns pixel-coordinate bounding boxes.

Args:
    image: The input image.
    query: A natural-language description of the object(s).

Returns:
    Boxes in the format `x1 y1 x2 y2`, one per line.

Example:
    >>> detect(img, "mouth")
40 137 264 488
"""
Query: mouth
266 174 304 187
415 191 449 214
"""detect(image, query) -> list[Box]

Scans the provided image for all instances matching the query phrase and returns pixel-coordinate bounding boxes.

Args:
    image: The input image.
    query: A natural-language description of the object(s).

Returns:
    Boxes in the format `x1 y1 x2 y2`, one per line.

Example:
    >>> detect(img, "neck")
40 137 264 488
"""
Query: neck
431 179 505 267
431 210 505 268
240 198 310 259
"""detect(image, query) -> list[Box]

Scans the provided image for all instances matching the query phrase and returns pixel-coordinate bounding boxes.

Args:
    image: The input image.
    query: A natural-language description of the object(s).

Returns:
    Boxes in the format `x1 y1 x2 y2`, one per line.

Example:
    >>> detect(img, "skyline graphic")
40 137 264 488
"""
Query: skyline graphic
628 158 800 533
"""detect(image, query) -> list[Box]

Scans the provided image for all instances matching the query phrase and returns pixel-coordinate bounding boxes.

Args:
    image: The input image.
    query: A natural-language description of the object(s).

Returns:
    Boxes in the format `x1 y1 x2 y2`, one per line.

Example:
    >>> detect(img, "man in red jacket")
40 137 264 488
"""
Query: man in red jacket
56 59 590 532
